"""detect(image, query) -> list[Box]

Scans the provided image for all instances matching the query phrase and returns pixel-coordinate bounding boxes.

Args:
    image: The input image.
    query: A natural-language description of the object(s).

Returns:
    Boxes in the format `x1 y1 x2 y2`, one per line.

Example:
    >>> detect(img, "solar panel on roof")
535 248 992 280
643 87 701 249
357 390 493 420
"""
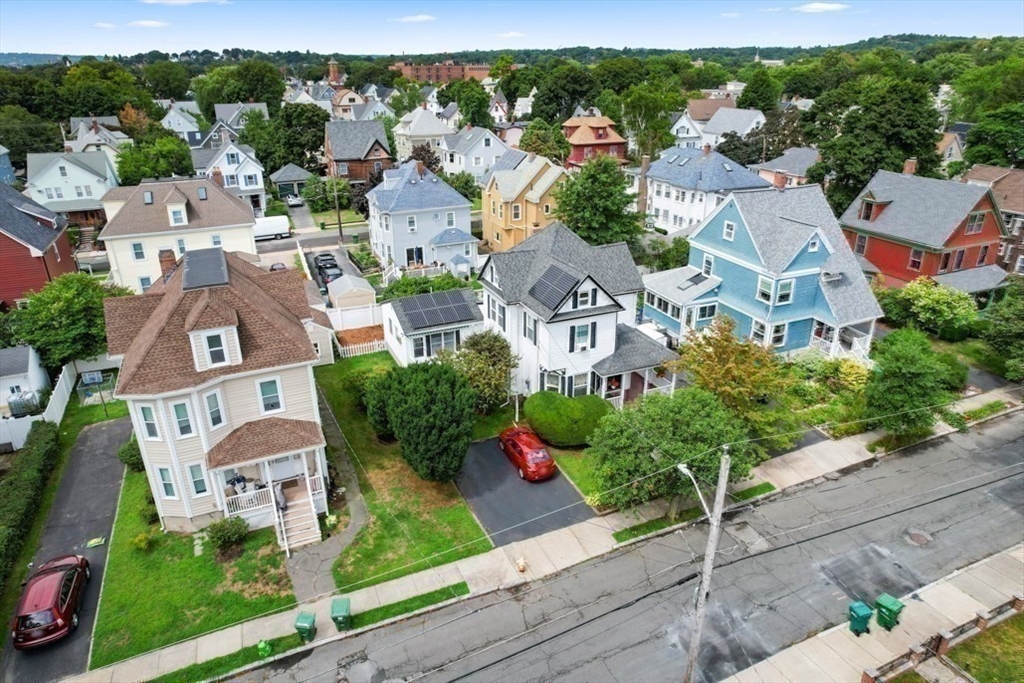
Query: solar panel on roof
403 290 478 330
182 248 229 291
529 265 579 311
407 311 429 329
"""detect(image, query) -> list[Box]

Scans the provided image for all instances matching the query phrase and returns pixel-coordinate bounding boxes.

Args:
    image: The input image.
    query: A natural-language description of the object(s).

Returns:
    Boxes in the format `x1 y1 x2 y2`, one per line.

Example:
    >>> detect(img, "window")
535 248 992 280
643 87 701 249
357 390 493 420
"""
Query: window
197 186 207 200
446 211 455 227
670 304 681 319
1016 256 1024 273
176 238 186 256
977 244 989 266
490 200 496 215
244 174 258 187
464 243 471 257
374 161 383 172
226 152 239 165
382 215 391 232
75 186 84 197
205 333 227 366
770 323 787 347
697 303 717 320
953 249 966 271
573 324 590 352
407 216 417 231
336 162 349 175
211 235 222 247
544 372 562 392
483 136 491 147
965 212 985 235
59 165 68 177
498 204 504 219
9 385 21 394
258 378 282 413
84 185 92 197
543 203 551 215
139 276 153 292
157 467 176 498
473 157 483 166
131 242 145 261
171 209 185 225
808 238 819 253
55 186 64 197
44 188 53 199
723 221 735 241
523 312 537 345
775 279 794 305
908 249 924 271
859 201 873 221
512 204 521 221
854 234 867 255
702 254 714 277
225 175 238 186
655 296 670 314
756 276 773 303
172 402 193 437
570 373 589 398
313 341 322 357
575 289 592 308
189 464 209 496
204 391 224 429
655 184 662 198
751 320 766 344
413 330 460 358
140 405 159 439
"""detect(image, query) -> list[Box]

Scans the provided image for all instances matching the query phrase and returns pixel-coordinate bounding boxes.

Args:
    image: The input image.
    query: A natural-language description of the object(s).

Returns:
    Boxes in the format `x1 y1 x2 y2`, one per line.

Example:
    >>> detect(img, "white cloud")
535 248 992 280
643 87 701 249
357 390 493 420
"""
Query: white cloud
496 31 526 38
140 0 228 5
128 19 170 27
720 12 740 18
392 14 436 23
93 22 116 29
792 2 850 12
758 7 784 11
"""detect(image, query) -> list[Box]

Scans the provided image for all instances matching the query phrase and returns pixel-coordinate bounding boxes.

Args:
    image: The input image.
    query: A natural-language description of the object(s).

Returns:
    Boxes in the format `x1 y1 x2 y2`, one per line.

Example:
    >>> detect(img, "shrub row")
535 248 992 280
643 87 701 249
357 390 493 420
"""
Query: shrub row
0 421 61 593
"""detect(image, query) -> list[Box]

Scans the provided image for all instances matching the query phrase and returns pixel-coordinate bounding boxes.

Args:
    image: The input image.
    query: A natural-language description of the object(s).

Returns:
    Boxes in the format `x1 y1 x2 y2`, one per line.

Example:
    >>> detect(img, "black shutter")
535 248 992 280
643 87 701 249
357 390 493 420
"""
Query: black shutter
572 291 579 309
522 311 527 337
590 321 597 349
591 288 597 305
568 325 576 352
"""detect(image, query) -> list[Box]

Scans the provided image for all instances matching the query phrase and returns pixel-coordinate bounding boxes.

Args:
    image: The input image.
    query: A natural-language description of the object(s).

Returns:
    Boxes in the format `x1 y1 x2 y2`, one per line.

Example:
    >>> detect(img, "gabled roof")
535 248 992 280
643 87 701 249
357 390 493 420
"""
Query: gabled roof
366 160 469 213
489 89 508 109
489 153 565 203
157 100 202 116
440 102 460 119
26 151 112 183
162 106 197 127
483 223 642 321
350 101 395 121
105 249 317 396
325 120 391 160
99 178 254 240
482 149 528 187
389 288 482 335
190 143 261 173
937 132 961 155
0 183 66 251
206 417 324 469
191 120 239 149
722 185 882 325
441 125 503 156
214 102 269 127
685 97 736 122
326 273 374 296
0 345 32 376
429 228 476 246
838 170 992 249
269 163 313 184
702 108 765 136
963 165 1024 216
932 264 1008 294
644 146 770 193
70 116 120 131
397 107 456 137
562 116 625 146
643 265 722 305
571 105 602 118
748 147 819 178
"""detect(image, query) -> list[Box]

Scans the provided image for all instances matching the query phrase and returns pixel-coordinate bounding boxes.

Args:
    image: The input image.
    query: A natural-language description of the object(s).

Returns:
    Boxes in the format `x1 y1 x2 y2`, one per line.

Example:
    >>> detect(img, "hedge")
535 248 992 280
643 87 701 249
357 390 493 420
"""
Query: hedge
0 421 61 593
523 391 611 448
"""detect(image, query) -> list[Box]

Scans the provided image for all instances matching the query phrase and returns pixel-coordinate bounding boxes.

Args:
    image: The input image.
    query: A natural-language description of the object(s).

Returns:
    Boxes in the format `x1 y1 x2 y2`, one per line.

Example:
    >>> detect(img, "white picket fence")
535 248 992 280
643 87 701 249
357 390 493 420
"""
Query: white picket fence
327 303 383 331
337 339 388 359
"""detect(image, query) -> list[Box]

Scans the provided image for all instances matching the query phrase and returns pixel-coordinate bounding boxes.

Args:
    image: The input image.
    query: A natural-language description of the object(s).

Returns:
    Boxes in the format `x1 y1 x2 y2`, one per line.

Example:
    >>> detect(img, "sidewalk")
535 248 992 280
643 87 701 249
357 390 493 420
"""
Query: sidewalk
68 387 1021 682
724 544 1024 683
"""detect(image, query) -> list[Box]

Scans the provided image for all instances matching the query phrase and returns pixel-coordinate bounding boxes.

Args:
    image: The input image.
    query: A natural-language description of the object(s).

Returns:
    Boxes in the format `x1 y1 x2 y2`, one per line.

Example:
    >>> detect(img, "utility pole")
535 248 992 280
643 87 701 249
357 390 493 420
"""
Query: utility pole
682 445 730 683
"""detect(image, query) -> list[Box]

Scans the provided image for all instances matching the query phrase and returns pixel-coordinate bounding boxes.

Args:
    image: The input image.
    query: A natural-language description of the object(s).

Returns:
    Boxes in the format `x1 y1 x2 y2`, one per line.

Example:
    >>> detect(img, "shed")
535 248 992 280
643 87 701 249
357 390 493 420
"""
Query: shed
327 274 377 309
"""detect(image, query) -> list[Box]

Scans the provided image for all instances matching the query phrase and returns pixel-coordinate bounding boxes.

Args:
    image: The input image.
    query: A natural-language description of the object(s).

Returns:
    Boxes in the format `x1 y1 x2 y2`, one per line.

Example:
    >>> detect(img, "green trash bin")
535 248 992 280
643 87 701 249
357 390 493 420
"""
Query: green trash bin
875 593 905 631
320 221 326 231
331 597 352 631
294 611 317 643
848 601 872 636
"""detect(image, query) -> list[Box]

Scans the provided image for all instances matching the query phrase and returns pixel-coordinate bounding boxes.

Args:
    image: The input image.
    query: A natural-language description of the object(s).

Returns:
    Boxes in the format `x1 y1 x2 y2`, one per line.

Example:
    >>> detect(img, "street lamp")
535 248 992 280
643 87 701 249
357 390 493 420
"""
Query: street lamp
676 463 710 518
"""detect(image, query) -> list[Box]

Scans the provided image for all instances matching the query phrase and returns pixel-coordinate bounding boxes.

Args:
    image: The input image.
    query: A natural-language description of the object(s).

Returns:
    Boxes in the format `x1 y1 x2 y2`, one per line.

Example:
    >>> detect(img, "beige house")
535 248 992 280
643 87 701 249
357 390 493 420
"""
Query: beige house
482 151 566 252
105 249 335 553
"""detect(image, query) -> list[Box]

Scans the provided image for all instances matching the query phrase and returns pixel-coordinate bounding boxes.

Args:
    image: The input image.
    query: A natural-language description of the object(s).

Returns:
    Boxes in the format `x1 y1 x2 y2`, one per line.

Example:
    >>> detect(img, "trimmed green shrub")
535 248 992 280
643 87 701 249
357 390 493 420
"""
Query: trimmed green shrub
363 370 395 439
0 420 61 590
937 324 971 342
936 352 970 392
139 505 160 525
117 439 145 472
132 532 154 552
205 516 249 551
351 365 391 412
524 391 612 448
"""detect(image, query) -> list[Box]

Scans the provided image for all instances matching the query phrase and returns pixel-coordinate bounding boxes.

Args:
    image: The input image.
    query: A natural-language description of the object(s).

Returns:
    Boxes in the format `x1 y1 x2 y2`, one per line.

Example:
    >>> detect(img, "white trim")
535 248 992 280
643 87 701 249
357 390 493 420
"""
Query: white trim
723 221 735 242
114 360 316 401
203 331 230 368
756 275 773 303
307 365 322 426
202 388 226 431
101 223 255 242
702 253 714 277
770 321 788 347
157 467 178 500
256 375 285 415
169 400 196 439
775 278 794 305
187 461 212 498
688 199 769 268
157 397 192 519
138 404 160 441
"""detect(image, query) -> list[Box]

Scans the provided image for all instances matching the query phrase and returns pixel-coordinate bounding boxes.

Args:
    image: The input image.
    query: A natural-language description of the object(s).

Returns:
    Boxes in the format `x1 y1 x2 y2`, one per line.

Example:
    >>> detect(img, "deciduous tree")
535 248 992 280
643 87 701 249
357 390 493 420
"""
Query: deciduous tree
866 328 949 436
983 275 1024 381
489 54 516 81
963 103 1024 168
409 143 441 172
622 81 683 160
532 63 597 123
0 105 62 169
518 119 570 163
436 330 519 414
142 61 190 100
552 155 640 246
736 68 782 114
116 136 194 185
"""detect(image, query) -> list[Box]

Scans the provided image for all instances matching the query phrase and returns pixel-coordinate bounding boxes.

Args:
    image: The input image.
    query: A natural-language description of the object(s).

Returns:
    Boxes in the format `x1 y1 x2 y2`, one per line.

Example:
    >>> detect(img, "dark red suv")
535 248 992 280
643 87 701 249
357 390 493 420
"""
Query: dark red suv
12 555 90 650
499 427 557 481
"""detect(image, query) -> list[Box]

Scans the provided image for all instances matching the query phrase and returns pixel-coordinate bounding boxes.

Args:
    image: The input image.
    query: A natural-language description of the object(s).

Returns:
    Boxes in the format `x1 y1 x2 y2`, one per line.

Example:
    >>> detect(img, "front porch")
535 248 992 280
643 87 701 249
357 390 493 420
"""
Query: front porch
592 323 682 410
808 318 875 365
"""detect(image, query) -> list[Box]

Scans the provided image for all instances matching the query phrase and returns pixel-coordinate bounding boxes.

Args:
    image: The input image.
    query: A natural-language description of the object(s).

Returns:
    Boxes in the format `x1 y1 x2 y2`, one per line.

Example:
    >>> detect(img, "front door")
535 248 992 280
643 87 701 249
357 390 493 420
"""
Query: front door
270 455 299 481
405 246 424 266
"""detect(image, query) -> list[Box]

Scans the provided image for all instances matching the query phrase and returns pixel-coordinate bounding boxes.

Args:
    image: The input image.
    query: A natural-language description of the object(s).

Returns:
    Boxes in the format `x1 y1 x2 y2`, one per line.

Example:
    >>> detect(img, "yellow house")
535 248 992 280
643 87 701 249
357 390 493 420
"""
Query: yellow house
482 152 567 252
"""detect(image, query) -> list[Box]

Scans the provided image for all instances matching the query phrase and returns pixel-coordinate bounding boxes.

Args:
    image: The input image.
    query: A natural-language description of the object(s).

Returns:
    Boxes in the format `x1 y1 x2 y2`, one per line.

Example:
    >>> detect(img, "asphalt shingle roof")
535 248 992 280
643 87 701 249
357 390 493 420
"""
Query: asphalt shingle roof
932 264 1008 294
442 126 502 156
482 149 528 187
963 165 1024 216
0 183 67 251
643 266 722 305
685 98 736 122
748 147 819 178
190 144 259 173
645 147 770 193
702 108 765 136
326 274 374 296
367 160 470 214
26 151 111 182
592 324 678 375
214 102 269 126
838 170 990 250
389 288 482 335
429 228 476 246
325 120 390 160
269 163 313 184
397 107 456 137
0 346 31 377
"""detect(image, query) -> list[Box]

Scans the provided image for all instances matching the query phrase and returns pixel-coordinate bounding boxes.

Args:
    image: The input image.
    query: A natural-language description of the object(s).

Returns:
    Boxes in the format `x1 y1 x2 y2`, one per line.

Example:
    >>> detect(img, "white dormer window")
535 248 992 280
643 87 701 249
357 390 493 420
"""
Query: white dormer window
226 152 240 165
204 332 228 366
723 221 735 241
225 175 238 187
244 174 257 186
171 209 185 225
809 238 819 252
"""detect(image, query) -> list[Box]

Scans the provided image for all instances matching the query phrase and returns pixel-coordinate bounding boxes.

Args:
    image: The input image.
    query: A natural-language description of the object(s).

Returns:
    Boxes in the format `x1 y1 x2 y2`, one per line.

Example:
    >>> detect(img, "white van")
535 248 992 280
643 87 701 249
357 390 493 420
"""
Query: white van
253 215 292 241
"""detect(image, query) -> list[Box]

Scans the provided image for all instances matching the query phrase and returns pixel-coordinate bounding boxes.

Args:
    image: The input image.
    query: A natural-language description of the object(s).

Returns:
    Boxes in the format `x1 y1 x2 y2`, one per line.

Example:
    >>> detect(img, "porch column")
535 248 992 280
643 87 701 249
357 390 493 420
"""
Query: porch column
670 372 676 397
867 319 876 343
829 328 841 358
317 446 329 491
300 450 315 507
644 367 650 395
213 469 227 514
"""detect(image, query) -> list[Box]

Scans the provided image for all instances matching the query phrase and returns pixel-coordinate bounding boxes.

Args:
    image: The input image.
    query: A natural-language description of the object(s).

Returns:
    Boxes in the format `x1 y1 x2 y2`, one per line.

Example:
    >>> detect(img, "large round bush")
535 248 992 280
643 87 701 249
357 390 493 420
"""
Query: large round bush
523 391 611 448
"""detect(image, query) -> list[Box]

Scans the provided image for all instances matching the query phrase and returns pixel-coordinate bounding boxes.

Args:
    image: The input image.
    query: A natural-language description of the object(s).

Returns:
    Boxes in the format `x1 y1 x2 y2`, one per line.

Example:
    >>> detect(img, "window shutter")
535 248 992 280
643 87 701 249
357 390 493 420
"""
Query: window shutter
568 325 576 353
590 321 597 348
522 311 527 336
572 291 579 309
591 288 597 305
455 329 461 347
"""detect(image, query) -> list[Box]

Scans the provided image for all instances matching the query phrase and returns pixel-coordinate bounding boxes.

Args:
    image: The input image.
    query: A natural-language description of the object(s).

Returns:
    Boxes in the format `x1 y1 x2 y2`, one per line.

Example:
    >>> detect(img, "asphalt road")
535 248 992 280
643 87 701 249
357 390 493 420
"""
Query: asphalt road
457 439 594 547
1 417 132 683
238 413 1024 683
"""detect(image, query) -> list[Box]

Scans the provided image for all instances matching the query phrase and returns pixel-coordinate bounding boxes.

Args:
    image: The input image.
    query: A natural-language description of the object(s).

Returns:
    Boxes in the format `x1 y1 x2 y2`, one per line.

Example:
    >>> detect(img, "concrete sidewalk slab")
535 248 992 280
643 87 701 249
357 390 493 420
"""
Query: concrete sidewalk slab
794 636 862 682
347 586 382 613
818 628 883 671
755 457 807 489
750 657 787 681
766 647 832 682
195 625 243 662
968 562 1024 596
567 518 617 555
917 582 987 623
456 548 522 592
504 537 558 580
241 611 297 647
374 574 419 606
535 529 589 570
984 553 1024 581
154 640 198 677
950 572 1011 607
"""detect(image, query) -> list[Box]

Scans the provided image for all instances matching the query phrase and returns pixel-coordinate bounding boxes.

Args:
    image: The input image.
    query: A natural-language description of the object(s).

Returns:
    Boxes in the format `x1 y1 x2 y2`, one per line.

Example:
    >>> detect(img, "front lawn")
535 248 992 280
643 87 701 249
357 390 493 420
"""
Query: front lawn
731 482 776 501
471 403 516 442
149 633 303 683
90 472 296 668
315 354 490 593
929 336 1006 378
947 612 1024 682
550 447 603 499
312 208 365 227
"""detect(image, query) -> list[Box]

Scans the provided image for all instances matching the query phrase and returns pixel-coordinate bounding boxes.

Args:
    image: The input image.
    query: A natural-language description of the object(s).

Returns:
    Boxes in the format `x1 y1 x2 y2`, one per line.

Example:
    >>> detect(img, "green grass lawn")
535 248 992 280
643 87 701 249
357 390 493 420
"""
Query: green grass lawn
731 482 776 502
929 336 1007 378
90 472 296 668
351 581 469 629
471 404 516 442
550 447 603 499
946 612 1024 682
471 197 482 212
962 400 1008 422
0 389 130 641
612 509 702 543
888 670 927 683
312 208 365 227
315 354 490 593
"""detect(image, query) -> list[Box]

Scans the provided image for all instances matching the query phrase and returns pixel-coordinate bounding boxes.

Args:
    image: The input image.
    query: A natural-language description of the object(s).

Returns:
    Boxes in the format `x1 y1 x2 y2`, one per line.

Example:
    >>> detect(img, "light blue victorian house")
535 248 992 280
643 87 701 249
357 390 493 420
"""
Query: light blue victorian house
642 185 882 363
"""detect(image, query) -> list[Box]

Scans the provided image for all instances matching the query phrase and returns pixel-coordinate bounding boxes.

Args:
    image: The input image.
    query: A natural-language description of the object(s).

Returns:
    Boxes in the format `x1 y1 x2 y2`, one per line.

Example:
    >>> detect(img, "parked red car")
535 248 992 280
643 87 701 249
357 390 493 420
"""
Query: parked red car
499 427 557 481
11 555 90 650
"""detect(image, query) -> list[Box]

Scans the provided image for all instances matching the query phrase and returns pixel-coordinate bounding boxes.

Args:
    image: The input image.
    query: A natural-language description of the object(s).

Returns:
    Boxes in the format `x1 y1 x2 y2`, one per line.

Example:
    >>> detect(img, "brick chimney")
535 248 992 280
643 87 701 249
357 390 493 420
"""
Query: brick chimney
902 157 917 175
91 114 99 134
421 102 427 109
466 122 472 130
158 249 177 278
773 172 787 190
527 151 536 162
211 167 224 187
637 154 651 217
416 160 425 177
702 144 711 156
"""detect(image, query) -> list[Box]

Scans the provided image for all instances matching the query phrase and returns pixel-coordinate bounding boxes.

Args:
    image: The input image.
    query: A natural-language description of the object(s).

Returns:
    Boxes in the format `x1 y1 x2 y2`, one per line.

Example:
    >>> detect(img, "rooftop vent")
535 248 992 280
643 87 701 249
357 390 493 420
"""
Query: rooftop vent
143 191 153 205
722 163 733 172
197 186 207 200
821 270 842 283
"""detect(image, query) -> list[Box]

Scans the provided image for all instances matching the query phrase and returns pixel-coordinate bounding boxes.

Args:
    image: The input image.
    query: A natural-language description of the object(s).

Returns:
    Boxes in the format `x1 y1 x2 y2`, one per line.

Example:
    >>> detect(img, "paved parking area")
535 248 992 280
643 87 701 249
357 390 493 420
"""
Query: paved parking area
457 439 594 547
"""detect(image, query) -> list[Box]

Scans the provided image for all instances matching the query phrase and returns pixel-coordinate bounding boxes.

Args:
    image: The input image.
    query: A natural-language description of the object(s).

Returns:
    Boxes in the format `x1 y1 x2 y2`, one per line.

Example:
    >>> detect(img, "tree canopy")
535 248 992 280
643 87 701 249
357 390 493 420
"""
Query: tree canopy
736 68 782 114
192 60 285 122
963 103 1024 168
116 135 194 185
621 82 684 161
866 328 950 436
532 63 597 123
0 105 62 169
436 330 519 414
518 119 570 163
141 61 190 100
552 155 640 246
983 275 1024 381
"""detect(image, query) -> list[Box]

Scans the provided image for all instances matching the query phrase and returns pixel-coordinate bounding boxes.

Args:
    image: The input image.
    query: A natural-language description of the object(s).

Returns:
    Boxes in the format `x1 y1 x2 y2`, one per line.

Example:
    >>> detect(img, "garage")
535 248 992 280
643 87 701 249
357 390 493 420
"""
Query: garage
457 438 594 547
269 162 313 198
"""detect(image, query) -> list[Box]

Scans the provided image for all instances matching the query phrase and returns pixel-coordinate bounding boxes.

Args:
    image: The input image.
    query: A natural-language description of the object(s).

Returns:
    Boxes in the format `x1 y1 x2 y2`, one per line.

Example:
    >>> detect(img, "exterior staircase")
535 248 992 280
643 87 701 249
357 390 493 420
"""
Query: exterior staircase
280 491 321 551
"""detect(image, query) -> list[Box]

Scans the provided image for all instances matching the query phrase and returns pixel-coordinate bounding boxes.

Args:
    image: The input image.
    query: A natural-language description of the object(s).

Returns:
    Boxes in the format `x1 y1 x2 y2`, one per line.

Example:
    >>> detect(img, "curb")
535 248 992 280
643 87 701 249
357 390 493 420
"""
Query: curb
872 404 1022 457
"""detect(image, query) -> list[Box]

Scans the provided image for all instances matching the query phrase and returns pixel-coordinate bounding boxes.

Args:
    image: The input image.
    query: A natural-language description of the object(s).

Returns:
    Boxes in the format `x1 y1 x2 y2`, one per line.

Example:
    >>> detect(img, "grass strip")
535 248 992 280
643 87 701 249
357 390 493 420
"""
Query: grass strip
962 400 1008 422
731 482 777 502
351 581 470 630
612 509 702 543
866 427 935 454
946 612 1024 683
147 633 303 683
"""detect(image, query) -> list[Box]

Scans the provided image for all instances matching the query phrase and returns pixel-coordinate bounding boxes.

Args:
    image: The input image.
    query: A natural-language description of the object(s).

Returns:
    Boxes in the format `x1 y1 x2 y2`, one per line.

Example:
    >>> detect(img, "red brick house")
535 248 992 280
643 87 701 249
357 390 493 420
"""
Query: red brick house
838 161 1008 306
324 120 393 185
0 183 77 310
561 113 627 170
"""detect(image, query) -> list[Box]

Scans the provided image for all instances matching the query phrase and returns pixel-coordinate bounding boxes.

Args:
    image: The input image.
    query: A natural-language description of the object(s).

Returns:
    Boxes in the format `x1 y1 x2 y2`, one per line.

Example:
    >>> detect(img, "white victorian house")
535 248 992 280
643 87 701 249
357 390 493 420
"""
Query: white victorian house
191 142 267 215
440 125 510 183
104 249 334 552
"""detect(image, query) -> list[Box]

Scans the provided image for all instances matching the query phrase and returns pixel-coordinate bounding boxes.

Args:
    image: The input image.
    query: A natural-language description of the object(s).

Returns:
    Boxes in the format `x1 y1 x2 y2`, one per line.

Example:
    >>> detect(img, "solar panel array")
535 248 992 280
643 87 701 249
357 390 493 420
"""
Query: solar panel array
401 290 477 330
182 248 229 290
529 264 579 310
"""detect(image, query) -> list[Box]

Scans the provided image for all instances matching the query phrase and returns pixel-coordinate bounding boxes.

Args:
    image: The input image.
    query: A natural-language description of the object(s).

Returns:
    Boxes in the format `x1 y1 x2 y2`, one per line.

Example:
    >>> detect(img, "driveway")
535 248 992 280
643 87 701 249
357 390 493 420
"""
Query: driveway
457 439 594 547
0 417 132 682
287 202 315 231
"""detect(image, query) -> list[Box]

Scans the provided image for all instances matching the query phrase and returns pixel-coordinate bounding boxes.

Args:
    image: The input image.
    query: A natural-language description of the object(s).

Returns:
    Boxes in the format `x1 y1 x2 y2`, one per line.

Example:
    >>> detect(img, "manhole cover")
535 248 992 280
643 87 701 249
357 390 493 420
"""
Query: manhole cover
904 528 933 547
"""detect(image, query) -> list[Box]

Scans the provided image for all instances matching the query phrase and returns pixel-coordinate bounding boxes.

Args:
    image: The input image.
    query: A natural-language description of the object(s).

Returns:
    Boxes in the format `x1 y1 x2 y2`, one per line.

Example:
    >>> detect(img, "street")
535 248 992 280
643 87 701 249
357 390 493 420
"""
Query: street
238 414 1024 683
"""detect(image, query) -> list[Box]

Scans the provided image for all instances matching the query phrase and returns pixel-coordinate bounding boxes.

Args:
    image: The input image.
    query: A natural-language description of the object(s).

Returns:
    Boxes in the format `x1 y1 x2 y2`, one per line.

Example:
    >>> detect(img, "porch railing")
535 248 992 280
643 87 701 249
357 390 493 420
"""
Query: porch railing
605 394 624 410
225 486 273 516
310 474 324 496
809 334 833 354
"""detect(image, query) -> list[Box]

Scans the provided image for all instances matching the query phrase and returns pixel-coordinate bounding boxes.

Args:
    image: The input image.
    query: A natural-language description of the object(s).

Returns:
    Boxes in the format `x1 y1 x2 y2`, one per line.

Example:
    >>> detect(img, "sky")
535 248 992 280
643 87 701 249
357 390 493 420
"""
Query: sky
0 0 1021 56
